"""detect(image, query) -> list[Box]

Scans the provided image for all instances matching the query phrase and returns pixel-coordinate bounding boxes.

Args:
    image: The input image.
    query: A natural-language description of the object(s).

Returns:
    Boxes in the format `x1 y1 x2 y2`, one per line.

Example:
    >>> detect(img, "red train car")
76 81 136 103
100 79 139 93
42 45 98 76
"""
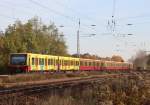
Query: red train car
80 59 102 71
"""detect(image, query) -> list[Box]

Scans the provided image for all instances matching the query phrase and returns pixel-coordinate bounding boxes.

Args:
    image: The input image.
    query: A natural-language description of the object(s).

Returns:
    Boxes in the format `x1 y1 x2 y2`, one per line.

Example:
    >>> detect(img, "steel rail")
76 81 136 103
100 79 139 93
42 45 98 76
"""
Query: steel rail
0 73 131 95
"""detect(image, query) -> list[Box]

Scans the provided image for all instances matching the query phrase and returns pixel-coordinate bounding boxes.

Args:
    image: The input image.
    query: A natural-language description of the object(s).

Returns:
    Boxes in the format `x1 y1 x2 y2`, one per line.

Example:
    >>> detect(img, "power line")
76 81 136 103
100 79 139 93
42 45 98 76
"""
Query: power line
0 14 18 20
0 2 35 17
51 0 105 27
117 14 150 21
28 0 99 29
29 0 77 22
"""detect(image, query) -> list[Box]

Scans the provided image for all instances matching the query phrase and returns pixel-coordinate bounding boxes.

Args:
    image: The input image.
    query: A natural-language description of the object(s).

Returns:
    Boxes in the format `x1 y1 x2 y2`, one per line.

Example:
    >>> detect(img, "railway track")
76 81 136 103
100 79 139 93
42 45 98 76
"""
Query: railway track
0 73 131 95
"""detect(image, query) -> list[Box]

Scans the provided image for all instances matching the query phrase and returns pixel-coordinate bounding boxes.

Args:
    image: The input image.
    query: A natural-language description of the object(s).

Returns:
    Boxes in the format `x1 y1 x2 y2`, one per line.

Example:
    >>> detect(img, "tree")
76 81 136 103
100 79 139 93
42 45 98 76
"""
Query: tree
111 55 124 62
0 17 68 72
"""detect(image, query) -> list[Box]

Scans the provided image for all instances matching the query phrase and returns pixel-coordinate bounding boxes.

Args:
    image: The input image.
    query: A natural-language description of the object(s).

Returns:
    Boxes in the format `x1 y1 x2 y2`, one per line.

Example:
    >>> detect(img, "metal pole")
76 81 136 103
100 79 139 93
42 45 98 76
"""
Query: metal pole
77 19 80 58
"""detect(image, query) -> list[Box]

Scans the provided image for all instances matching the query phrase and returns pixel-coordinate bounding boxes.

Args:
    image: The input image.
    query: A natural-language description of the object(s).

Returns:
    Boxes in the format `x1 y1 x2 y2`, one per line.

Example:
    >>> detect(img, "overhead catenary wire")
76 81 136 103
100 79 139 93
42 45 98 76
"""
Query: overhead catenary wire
0 2 36 17
29 0 93 29
51 0 105 27
29 0 76 21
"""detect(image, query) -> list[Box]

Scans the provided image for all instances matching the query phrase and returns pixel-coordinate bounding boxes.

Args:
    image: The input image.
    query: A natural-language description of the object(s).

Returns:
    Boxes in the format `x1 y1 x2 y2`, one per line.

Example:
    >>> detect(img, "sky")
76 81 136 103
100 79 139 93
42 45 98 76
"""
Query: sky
0 0 150 61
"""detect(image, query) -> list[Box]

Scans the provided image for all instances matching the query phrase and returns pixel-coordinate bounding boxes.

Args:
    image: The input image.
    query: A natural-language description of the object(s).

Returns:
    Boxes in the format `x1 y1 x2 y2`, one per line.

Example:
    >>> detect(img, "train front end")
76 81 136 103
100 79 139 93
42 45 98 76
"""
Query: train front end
8 53 30 73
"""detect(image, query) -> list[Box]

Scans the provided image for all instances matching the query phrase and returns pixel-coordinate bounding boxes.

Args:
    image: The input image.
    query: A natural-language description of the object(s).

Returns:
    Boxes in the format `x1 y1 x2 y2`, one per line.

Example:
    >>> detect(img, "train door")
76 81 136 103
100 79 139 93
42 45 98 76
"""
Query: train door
31 57 36 71
39 58 44 71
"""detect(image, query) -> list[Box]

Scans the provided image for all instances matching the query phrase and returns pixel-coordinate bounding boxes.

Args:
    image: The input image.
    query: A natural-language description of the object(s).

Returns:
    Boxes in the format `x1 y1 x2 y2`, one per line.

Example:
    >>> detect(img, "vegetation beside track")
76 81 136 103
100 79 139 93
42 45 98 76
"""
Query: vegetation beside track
0 71 149 105
0 71 114 84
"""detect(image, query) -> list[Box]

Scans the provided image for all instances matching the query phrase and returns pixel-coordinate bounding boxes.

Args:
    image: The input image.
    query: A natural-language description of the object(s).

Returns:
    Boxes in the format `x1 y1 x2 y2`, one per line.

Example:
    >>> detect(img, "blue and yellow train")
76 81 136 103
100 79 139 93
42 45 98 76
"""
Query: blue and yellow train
8 53 133 72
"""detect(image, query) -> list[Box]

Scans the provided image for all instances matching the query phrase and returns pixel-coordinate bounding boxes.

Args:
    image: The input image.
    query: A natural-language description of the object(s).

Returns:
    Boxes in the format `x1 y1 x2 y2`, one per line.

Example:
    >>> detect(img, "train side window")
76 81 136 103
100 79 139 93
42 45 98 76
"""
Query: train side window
85 61 87 66
70 60 71 66
48 59 50 65
32 58 35 65
83 61 85 66
42 58 44 65
39 58 41 65
64 60 66 66
45 59 47 66
56 59 58 65
73 61 75 66
80 61 82 66
93 62 95 66
98 62 100 66
91 62 93 66
89 62 91 66
89 62 90 66
92 62 94 66
63 60 65 66
71 61 73 66
61 60 63 65
76 61 78 66
67 60 69 66
54 59 56 65
59 60 61 65
35 58 38 65
50 59 53 65
65 60 67 66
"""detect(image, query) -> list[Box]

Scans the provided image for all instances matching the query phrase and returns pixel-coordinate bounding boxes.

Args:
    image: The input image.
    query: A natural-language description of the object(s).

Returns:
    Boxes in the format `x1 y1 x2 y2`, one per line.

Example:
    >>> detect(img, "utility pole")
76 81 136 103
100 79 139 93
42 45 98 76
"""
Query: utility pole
77 19 80 58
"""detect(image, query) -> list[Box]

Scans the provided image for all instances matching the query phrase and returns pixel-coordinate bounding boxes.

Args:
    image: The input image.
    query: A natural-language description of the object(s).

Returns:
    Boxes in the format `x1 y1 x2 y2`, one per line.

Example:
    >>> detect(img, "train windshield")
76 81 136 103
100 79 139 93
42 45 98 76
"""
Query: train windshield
10 54 27 65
